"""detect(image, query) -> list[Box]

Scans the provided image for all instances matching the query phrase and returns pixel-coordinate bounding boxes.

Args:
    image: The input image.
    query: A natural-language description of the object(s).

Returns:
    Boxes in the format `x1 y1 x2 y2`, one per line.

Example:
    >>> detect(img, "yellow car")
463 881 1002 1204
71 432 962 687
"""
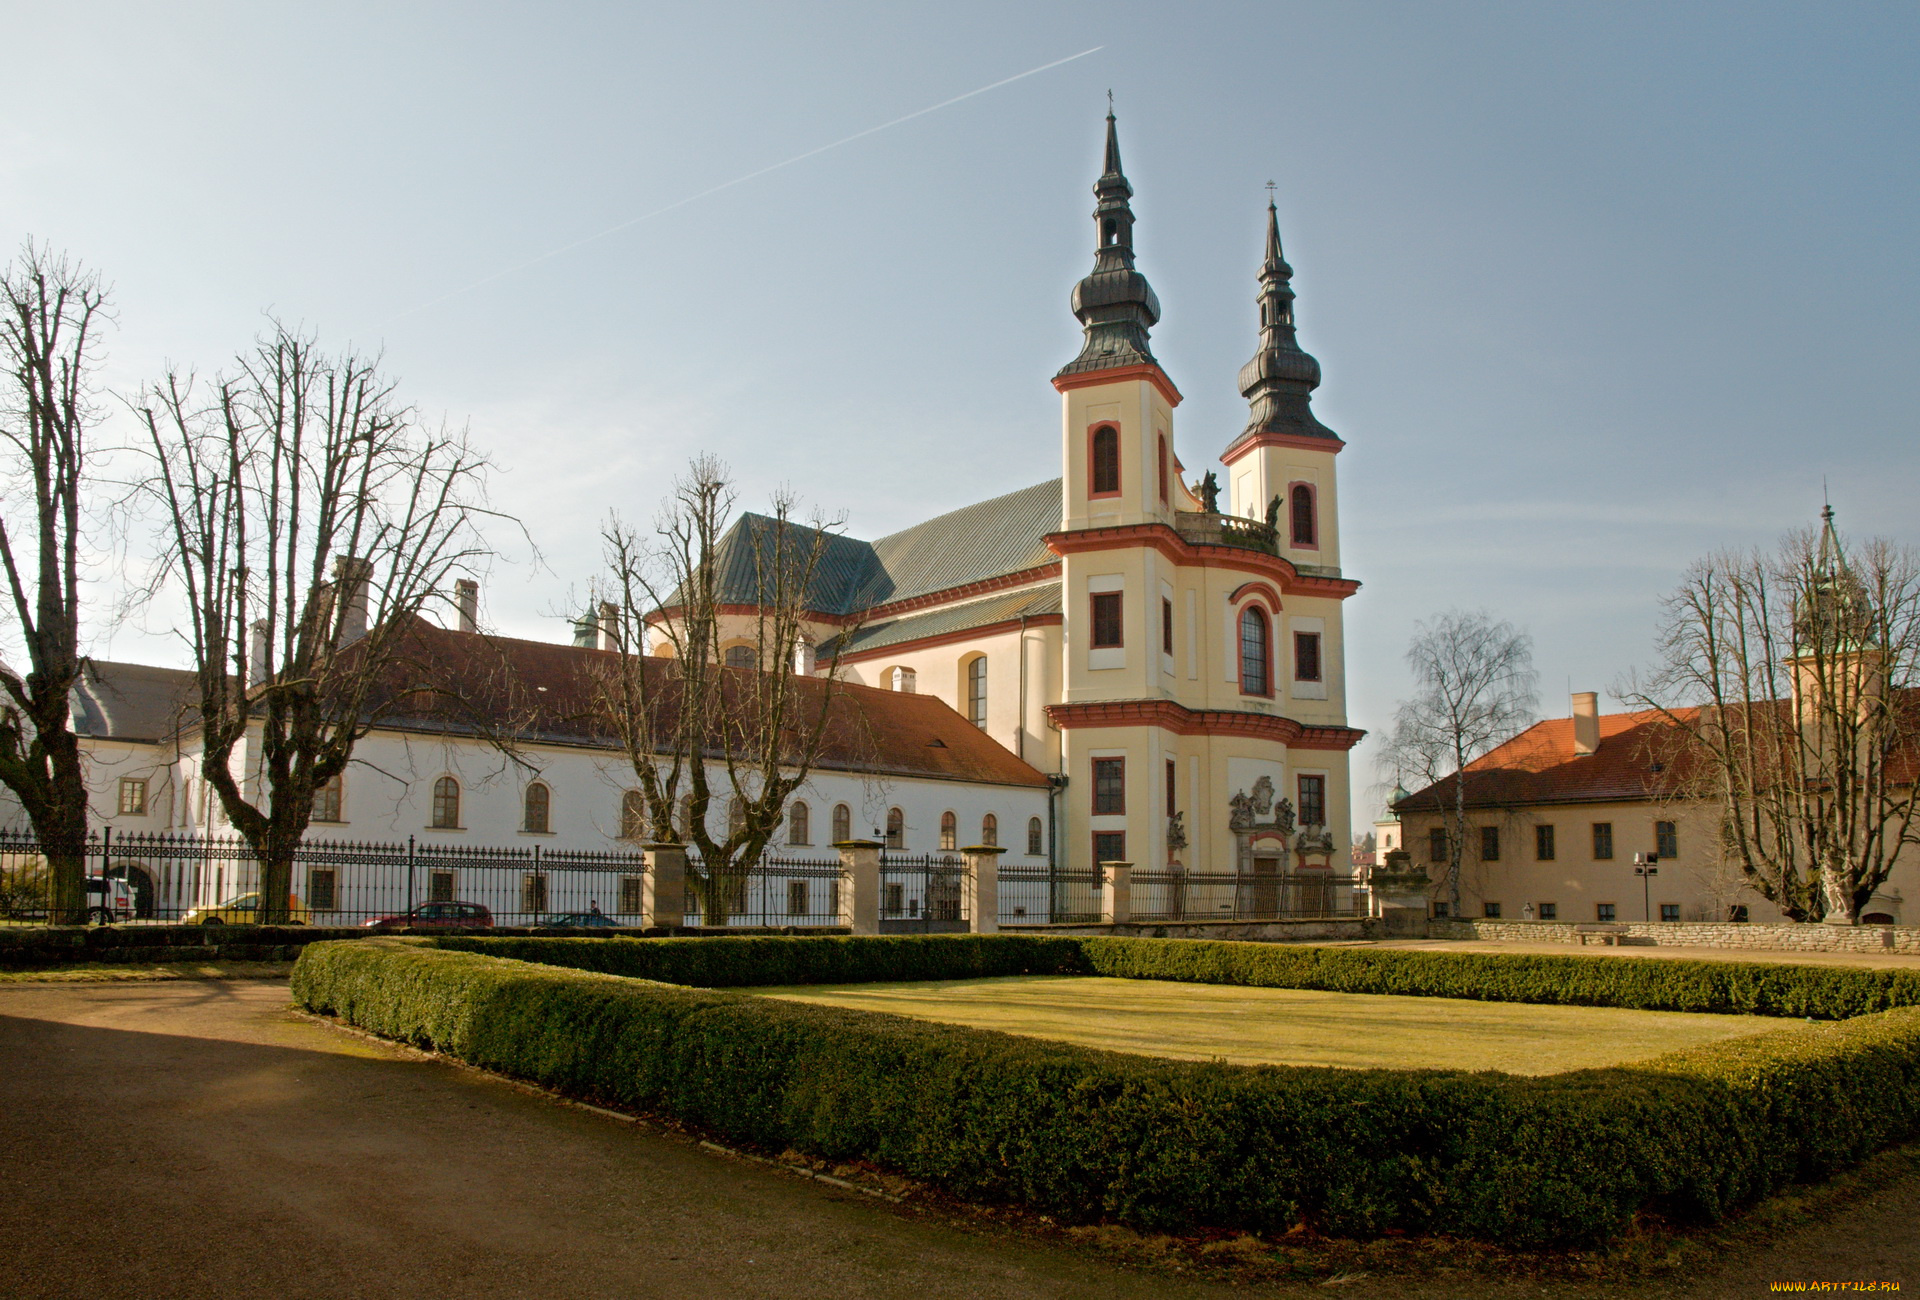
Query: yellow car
181 892 311 925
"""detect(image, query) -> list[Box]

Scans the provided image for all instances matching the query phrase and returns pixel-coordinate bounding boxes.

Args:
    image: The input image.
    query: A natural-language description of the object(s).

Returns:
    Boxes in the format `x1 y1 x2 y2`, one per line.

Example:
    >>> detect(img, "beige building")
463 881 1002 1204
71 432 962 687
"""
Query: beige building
648 112 1364 879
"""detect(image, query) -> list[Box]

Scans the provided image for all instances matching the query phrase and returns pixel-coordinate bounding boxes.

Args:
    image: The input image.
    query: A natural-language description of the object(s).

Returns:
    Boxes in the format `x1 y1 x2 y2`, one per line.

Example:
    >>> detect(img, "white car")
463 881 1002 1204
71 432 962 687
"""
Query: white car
84 876 138 924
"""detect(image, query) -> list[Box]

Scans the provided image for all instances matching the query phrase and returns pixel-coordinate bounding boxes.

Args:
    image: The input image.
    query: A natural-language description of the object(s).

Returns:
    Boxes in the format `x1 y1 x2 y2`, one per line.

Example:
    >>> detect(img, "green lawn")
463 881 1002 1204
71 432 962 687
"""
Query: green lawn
752 975 1782 1074
0 960 294 984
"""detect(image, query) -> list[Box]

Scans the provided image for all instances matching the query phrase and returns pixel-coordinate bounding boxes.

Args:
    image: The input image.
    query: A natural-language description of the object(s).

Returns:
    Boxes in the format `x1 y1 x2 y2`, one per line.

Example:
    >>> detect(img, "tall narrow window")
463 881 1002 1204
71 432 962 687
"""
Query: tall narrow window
1239 606 1270 695
522 782 551 833
1535 824 1556 861
832 803 852 843
1092 757 1126 815
788 800 810 846
966 656 987 729
885 807 904 849
1289 484 1316 546
1655 820 1678 858
1592 822 1614 860
1156 435 1168 503
1479 826 1500 861
1293 631 1322 683
431 777 460 829
1091 592 1124 648
1165 759 1177 816
981 813 998 846
1298 775 1326 827
939 810 957 850
1161 598 1174 655
1428 827 1448 862
1027 816 1044 856
311 774 342 823
621 790 646 840
1090 425 1120 496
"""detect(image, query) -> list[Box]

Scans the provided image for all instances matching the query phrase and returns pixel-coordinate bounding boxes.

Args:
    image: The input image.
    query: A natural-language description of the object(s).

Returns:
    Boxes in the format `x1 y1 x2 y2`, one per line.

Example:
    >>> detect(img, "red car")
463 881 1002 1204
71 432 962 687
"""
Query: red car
362 901 493 931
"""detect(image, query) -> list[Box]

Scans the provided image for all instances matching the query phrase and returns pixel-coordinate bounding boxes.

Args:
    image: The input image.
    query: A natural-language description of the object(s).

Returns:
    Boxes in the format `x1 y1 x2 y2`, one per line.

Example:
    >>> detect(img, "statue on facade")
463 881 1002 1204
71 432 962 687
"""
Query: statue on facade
1228 776 1295 836
1264 493 1282 537
1166 810 1187 851
1198 470 1220 513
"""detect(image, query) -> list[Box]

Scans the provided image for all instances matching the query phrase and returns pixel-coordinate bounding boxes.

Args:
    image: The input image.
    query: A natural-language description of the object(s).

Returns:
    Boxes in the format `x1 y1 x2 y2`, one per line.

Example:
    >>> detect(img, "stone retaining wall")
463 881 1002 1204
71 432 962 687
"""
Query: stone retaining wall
1431 918 1920 953
1005 917 1376 942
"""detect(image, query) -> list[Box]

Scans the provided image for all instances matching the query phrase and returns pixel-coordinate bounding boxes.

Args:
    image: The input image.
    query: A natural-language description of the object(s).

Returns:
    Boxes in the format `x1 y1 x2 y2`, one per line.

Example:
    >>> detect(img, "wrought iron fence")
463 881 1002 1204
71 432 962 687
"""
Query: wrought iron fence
996 863 1100 925
1129 869 1365 922
681 852 847 928
880 853 970 933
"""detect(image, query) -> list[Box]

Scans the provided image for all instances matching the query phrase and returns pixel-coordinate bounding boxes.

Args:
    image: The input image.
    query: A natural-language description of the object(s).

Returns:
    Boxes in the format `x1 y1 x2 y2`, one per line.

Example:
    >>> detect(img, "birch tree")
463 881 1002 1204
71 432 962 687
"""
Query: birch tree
0 244 109 923
137 323 500 923
1380 610 1538 914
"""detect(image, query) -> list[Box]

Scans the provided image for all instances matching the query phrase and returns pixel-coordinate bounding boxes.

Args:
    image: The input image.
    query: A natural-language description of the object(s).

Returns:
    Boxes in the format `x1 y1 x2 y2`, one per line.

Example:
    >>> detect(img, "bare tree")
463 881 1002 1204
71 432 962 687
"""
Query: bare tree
597 455 857 923
1622 515 1920 923
1380 610 1538 914
136 323 500 923
0 243 109 923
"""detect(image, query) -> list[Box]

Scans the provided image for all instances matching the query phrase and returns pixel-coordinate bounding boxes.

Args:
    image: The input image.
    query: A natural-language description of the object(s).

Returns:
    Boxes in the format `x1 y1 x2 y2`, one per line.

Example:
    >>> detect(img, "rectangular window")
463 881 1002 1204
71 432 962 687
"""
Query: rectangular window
787 880 809 916
428 870 455 903
1592 822 1614 860
118 778 148 816
1655 820 1678 858
1428 827 1448 863
1092 757 1126 815
307 868 336 912
1162 598 1174 654
1432 900 1450 918
1165 759 1177 818
1596 902 1617 922
1092 830 1127 865
619 875 644 916
1293 631 1322 683
1298 775 1326 828
883 882 905 916
1659 903 1681 923
1535 824 1555 861
311 773 343 823
1538 902 1557 921
1480 826 1500 862
1483 901 1502 919
521 874 549 918
1091 592 1124 648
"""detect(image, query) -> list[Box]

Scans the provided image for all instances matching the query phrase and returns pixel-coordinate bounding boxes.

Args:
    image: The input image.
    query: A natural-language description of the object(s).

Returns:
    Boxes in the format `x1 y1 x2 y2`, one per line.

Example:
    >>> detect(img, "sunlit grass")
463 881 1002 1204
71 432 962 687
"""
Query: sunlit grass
0 960 294 984
751 975 1782 1074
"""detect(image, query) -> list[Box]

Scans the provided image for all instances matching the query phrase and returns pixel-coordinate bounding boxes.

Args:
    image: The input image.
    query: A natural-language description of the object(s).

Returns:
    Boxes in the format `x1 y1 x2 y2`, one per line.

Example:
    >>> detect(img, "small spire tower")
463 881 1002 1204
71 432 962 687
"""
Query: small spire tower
1056 109 1162 380
1234 199 1337 445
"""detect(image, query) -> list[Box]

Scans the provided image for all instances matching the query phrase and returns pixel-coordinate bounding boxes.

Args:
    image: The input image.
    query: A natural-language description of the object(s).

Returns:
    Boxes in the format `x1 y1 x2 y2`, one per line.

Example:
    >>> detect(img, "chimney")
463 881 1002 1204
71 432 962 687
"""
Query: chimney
249 620 270 688
455 579 479 633
333 555 371 644
793 638 816 675
1572 691 1600 756
596 601 621 653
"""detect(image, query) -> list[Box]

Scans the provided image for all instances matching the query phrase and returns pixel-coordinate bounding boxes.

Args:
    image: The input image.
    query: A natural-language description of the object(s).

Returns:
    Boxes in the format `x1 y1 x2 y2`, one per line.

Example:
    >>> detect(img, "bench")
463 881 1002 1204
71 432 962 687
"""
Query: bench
1573 923 1631 946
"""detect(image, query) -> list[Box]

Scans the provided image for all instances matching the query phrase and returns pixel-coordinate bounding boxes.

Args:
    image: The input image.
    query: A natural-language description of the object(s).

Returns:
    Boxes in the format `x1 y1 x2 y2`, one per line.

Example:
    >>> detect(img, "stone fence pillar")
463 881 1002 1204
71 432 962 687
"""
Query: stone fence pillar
836 840 882 935
961 845 1004 934
641 844 686 929
1368 849 1431 938
1099 860 1132 927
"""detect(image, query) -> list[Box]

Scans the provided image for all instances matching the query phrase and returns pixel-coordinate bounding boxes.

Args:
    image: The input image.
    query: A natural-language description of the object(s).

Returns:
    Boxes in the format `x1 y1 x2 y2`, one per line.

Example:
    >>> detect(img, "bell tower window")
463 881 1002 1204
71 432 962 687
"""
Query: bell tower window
1102 218 1118 246
1090 425 1120 497
1289 484 1317 547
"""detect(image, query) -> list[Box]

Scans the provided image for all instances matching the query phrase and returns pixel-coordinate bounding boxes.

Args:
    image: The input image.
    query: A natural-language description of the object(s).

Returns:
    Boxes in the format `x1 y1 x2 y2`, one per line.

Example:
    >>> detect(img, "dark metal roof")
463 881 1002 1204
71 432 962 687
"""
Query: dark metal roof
70 660 199 743
1228 201 1340 452
830 582 1062 657
1056 112 1161 381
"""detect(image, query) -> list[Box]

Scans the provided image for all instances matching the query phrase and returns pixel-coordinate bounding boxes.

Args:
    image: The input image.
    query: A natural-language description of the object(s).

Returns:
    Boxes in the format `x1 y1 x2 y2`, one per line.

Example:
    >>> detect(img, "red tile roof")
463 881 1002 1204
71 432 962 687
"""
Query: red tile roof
1393 708 1699 813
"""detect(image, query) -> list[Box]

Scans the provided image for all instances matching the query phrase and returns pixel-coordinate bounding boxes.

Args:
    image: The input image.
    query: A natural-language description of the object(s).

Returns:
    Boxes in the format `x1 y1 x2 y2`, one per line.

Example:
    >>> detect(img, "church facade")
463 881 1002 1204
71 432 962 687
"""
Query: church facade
679 113 1364 877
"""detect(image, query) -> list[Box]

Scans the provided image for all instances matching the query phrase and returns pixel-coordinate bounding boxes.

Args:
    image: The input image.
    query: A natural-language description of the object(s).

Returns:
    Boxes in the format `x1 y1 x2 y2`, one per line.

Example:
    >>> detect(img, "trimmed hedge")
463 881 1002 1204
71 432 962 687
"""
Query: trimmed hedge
294 936 1920 1248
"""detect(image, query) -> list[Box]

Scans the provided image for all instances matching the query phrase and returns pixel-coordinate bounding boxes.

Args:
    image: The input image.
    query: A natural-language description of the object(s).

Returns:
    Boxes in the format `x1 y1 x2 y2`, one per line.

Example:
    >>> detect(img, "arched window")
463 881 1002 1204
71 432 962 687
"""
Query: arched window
885 807 904 849
1239 606 1271 696
522 782 550 833
724 644 756 669
1090 425 1120 496
1027 816 1044 856
788 800 810 846
939 810 957 850
981 813 998 847
832 803 852 843
1289 484 1316 547
620 790 646 840
431 776 460 829
1102 217 1117 246
965 655 987 729
1156 435 1168 503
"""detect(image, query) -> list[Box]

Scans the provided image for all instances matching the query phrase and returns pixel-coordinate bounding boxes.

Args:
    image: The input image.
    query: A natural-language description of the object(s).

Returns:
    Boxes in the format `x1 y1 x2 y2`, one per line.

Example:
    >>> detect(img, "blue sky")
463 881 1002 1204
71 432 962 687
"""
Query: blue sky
4 1 1916 822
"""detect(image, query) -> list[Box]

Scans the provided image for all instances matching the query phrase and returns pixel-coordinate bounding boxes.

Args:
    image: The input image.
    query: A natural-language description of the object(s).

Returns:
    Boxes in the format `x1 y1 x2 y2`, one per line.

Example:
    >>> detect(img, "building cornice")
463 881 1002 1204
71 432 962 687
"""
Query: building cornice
1046 697 1365 751
645 564 1064 630
1051 362 1184 408
834 613 1063 667
1044 523 1361 600
1220 430 1346 465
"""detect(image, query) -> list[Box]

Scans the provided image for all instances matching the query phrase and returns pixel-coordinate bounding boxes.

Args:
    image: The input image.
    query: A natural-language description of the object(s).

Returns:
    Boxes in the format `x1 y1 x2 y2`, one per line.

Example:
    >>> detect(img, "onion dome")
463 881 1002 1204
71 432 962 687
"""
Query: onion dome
1231 200 1339 447
1056 111 1162 381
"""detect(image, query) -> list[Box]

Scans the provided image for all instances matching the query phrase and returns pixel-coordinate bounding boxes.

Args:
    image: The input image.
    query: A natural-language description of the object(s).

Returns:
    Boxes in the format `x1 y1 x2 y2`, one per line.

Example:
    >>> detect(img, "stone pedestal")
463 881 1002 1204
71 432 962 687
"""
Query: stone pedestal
1369 849 1431 938
962 845 1004 934
1099 860 1132 927
641 844 686 928
836 840 882 935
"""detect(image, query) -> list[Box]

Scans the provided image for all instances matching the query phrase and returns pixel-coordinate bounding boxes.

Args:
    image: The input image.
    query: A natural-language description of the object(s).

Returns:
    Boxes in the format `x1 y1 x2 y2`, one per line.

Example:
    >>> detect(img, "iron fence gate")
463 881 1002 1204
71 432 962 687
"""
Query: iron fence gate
879 853 970 933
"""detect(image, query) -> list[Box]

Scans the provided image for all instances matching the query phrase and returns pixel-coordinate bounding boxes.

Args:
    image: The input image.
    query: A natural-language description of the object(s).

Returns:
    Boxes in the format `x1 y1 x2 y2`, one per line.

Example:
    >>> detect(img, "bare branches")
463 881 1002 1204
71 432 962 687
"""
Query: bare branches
1621 523 1920 922
135 321 504 921
0 242 111 921
1379 609 1538 913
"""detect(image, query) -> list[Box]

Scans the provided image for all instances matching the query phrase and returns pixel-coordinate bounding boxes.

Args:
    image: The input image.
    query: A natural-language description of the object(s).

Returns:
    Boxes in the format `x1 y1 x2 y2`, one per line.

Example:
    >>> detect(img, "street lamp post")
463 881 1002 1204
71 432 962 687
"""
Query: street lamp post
1634 852 1660 922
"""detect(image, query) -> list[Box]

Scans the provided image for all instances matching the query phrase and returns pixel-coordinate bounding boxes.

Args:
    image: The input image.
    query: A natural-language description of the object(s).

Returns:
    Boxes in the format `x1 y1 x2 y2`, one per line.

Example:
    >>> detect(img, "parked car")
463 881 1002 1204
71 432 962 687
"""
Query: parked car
533 911 621 930
361 901 493 931
84 876 138 924
182 892 311 925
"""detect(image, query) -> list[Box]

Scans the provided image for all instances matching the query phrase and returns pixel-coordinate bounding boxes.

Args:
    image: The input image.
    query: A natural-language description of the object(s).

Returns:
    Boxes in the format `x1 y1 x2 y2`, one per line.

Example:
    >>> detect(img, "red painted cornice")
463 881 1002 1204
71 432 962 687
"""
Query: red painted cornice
1220 430 1346 465
1044 523 1362 600
862 563 1061 622
1052 363 1184 408
835 613 1063 666
1047 697 1366 751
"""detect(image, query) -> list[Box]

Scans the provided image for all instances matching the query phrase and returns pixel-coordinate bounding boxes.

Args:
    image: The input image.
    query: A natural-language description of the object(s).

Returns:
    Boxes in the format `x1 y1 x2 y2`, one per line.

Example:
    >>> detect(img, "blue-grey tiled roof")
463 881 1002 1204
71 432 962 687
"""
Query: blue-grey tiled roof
826 582 1062 657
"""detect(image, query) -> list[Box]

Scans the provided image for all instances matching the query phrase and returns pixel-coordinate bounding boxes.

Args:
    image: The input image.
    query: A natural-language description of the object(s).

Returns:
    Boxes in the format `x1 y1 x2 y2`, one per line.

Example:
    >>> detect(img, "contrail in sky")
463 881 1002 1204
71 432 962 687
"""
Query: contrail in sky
379 45 1106 327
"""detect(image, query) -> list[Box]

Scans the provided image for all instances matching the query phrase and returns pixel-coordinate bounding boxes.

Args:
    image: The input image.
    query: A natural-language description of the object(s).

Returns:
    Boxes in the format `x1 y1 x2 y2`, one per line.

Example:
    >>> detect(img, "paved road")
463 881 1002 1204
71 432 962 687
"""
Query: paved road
0 979 1914 1299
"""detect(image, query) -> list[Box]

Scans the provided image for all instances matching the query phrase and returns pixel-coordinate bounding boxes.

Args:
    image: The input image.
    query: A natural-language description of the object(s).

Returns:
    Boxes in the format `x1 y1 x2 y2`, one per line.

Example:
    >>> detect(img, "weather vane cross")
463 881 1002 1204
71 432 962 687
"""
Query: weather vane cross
1266 179 1277 201
1107 88 1114 112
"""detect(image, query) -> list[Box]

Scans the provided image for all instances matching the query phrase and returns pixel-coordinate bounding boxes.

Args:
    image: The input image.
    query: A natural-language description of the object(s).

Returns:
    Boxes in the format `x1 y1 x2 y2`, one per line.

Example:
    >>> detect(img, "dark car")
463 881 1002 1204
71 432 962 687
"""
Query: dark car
534 911 621 929
362 901 493 931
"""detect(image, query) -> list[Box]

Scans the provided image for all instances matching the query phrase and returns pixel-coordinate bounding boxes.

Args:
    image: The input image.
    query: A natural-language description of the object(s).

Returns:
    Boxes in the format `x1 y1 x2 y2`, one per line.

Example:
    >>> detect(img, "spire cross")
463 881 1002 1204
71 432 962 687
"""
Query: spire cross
1107 88 1114 114
1265 179 1276 201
